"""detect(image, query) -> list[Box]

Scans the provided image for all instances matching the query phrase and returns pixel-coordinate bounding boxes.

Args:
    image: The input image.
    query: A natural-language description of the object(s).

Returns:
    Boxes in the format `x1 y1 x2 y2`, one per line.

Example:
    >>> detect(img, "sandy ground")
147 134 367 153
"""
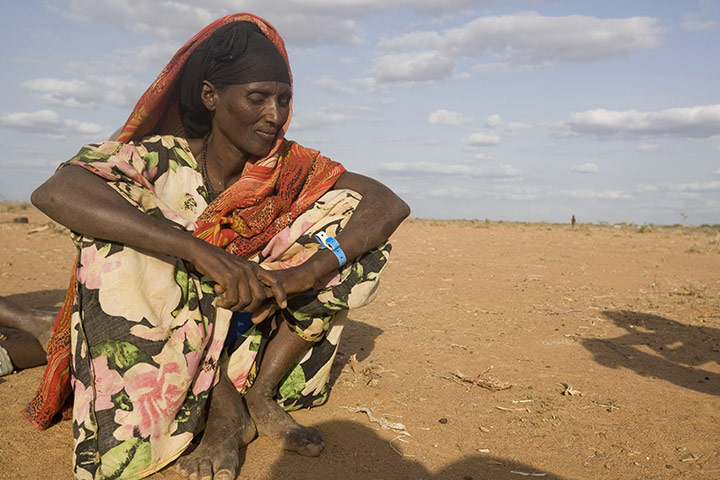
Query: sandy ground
0 203 719 480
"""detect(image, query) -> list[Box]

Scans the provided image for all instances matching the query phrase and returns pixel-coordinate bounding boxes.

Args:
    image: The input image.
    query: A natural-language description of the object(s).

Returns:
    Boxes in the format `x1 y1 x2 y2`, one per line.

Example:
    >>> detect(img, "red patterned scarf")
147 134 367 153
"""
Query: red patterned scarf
24 13 344 429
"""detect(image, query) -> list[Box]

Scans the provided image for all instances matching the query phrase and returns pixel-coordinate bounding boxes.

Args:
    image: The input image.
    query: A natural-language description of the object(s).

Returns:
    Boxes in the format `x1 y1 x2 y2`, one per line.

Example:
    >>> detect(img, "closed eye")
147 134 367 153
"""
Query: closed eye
247 93 267 104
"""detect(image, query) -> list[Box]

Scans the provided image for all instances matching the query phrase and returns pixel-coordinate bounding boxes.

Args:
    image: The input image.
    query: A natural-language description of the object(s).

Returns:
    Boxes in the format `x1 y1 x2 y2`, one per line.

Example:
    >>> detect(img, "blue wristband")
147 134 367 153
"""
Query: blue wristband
315 232 347 267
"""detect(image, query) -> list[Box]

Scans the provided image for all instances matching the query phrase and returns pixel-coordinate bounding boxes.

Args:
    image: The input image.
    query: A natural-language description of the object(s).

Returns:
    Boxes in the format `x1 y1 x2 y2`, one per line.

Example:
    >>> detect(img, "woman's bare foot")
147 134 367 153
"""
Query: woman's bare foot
244 388 324 457
176 373 257 480
242 321 325 457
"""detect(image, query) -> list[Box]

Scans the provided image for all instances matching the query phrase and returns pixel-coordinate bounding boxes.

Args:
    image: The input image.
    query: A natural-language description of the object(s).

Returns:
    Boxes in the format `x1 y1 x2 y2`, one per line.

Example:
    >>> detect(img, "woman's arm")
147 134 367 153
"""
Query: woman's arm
280 171 410 293
32 165 286 311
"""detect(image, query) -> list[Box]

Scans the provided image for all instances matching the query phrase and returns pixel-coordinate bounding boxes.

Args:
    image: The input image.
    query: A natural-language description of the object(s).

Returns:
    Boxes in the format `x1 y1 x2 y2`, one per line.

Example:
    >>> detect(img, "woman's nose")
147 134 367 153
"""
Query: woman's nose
264 100 282 126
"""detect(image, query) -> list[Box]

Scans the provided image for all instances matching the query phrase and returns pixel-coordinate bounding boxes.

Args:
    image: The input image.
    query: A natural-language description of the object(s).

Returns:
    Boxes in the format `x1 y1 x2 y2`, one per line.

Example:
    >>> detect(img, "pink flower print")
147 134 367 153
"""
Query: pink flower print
191 337 223 396
91 356 125 412
77 247 121 290
72 376 93 427
120 362 187 440
226 340 258 392
261 219 313 262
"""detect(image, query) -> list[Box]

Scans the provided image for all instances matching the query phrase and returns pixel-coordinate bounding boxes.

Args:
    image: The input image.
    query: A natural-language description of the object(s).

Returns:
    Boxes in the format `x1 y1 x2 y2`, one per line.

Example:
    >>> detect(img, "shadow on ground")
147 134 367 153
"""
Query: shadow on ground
326 316 383 389
582 310 720 396
261 419 570 480
4 289 67 311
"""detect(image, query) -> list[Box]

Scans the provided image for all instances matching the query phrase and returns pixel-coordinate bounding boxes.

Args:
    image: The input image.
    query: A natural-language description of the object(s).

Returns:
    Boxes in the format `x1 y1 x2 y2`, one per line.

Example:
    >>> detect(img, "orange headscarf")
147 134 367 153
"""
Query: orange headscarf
118 13 292 148
24 13 345 429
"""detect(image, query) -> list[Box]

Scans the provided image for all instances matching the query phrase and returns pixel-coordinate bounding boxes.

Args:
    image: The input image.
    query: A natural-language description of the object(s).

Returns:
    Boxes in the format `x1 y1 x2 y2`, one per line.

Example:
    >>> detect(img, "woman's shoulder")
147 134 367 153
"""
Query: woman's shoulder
76 134 189 155
137 134 191 151
136 135 200 171
67 134 200 178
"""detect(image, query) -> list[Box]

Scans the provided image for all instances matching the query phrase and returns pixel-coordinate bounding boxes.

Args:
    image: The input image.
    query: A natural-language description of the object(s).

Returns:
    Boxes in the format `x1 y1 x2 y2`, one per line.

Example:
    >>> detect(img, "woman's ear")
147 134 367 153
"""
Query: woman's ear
200 81 218 111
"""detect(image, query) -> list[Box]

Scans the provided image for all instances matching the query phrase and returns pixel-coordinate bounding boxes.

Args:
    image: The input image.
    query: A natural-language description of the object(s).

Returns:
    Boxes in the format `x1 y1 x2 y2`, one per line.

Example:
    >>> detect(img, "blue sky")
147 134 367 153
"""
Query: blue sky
1 0 719 225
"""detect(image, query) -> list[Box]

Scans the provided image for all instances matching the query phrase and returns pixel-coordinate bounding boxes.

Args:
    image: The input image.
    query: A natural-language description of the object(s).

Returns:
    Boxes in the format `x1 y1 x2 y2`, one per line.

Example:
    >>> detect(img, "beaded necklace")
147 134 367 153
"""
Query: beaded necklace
201 133 223 201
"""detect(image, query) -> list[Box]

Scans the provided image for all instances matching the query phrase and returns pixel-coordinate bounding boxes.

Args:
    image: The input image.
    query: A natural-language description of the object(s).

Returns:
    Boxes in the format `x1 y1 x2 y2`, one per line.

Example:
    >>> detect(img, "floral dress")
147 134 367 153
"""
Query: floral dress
64 135 391 479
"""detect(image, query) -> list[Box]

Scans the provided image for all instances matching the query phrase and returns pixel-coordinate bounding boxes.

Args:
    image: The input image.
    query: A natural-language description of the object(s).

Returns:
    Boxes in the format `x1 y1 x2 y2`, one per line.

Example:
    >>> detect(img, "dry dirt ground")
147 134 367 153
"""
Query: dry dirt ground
0 203 719 480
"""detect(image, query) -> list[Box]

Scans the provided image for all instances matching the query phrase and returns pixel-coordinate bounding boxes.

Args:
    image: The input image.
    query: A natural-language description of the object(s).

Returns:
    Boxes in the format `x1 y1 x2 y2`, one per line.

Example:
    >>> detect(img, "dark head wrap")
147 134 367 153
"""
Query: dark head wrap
179 21 291 137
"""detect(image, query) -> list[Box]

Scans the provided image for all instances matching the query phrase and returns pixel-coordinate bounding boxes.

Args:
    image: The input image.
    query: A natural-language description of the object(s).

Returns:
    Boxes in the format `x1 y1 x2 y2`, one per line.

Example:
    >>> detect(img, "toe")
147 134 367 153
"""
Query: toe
308 427 324 444
304 439 325 457
214 468 237 480
197 459 214 480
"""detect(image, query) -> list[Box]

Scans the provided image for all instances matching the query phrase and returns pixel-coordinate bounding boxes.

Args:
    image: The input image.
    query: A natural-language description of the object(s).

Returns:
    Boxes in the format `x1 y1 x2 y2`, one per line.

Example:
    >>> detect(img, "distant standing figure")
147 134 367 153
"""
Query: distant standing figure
571 215 576 228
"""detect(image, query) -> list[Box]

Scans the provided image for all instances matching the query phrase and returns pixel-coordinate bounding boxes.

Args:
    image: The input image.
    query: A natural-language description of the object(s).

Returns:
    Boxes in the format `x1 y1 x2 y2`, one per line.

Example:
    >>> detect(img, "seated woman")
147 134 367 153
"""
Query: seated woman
5 13 409 480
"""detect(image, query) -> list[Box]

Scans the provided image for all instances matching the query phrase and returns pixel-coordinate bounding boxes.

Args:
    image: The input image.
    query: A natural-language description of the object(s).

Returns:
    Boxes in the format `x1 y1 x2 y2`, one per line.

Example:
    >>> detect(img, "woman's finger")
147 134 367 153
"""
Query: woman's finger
216 281 238 309
232 273 254 311
243 273 269 313
257 269 287 309
251 300 274 324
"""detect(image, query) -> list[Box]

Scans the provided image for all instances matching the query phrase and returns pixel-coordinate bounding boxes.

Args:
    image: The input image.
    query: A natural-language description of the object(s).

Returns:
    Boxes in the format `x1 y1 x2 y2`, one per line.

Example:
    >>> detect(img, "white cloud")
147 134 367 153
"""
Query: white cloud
112 41 182 70
671 181 720 192
681 12 718 32
423 183 541 201
637 142 661 151
55 0 485 48
427 186 480 199
271 14 361 46
282 0 484 15
495 187 542 201
635 184 660 193
485 114 502 128
380 12 664 68
668 192 702 201
570 163 600 174
0 109 105 137
368 96 397 106
714 168 720 175
373 51 455 83
0 110 61 129
22 75 146 109
567 104 720 138
500 121 534 136
463 132 500 146
428 109 471 126
380 161 521 178
315 77 359 95
560 189 632 200
290 110 355 131
58 0 215 40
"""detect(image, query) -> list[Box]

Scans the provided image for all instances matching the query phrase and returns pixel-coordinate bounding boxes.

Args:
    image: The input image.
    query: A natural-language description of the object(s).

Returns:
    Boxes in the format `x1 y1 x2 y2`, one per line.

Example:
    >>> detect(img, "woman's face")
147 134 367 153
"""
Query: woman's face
207 81 291 159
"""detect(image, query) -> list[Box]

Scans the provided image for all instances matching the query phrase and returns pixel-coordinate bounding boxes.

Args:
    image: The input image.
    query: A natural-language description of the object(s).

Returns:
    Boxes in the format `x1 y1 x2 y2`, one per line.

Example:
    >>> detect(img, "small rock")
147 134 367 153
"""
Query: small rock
666 464 674 469
12 217 29 223
439 417 448 424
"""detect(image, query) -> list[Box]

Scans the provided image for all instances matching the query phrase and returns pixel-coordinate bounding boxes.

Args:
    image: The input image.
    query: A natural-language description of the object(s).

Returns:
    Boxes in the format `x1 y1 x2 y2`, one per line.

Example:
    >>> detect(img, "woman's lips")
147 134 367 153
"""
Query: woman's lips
256 130 276 141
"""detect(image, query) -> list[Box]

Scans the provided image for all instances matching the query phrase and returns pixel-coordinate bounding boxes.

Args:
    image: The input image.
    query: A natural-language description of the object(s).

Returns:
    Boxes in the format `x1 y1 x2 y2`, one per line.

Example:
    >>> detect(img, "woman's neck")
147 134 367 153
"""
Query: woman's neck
203 132 249 191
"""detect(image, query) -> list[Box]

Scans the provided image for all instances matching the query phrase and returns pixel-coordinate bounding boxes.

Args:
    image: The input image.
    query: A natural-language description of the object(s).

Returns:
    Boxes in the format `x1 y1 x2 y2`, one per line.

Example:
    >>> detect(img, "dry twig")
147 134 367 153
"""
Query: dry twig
345 406 409 433
560 382 582 396
450 366 513 391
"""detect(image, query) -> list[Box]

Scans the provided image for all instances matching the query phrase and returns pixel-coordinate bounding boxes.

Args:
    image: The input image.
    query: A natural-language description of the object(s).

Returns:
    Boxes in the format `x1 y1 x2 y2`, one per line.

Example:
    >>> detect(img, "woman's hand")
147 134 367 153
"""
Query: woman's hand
244 265 318 323
188 241 288 313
